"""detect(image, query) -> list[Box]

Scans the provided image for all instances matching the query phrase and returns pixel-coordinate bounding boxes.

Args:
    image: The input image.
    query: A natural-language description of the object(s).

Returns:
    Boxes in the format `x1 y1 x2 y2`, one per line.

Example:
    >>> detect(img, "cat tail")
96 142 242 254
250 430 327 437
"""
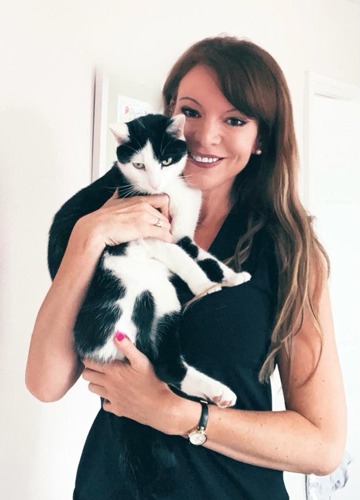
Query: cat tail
119 419 176 498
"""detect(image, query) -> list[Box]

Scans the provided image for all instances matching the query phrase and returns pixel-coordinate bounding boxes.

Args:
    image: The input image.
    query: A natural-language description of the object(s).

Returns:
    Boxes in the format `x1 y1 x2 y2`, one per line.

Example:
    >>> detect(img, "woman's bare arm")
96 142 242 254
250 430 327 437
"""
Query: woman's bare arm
195 282 347 474
82 280 346 475
25 194 172 402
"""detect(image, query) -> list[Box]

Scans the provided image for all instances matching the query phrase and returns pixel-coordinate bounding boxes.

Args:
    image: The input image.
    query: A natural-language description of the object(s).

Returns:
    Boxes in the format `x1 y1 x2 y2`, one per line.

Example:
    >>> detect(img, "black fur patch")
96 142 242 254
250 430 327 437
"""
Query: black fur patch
153 312 187 385
48 166 130 278
176 236 199 259
74 267 126 354
132 291 156 357
106 243 128 256
198 258 224 283
116 114 187 166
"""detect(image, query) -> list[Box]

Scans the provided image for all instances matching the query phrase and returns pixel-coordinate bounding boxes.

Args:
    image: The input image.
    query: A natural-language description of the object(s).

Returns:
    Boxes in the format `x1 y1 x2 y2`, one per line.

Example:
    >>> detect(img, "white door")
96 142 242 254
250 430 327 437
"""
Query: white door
307 84 360 499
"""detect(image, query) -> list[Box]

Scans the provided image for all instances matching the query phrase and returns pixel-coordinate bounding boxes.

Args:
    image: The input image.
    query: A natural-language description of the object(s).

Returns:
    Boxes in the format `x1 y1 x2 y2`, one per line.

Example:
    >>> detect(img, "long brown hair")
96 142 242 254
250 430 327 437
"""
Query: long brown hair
162 35 329 382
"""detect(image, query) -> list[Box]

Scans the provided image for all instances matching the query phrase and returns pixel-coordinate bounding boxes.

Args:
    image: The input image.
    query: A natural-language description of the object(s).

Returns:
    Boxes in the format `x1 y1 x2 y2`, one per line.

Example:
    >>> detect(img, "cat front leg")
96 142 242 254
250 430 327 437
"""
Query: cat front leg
145 239 222 296
176 237 251 287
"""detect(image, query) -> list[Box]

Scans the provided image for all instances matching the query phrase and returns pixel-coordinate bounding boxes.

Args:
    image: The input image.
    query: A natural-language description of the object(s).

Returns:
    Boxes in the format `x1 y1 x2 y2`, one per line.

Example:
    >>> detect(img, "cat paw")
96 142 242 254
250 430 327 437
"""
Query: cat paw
209 384 237 408
223 271 251 287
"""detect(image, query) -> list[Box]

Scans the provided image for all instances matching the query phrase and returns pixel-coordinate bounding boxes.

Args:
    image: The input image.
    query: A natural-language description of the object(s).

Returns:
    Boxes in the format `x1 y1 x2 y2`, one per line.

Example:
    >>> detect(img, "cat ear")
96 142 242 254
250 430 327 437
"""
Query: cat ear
166 114 186 139
109 123 130 145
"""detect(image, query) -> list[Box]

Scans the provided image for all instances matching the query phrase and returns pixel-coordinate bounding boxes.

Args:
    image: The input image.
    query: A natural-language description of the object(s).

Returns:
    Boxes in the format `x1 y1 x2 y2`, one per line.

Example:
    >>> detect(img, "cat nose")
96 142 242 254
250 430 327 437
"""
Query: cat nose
150 181 161 190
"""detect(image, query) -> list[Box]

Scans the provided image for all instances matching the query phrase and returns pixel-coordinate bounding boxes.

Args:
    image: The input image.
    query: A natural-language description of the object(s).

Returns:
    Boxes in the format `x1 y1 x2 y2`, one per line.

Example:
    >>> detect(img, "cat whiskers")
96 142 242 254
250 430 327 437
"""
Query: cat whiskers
103 185 118 195
131 134 143 152
159 131 166 157
159 134 177 157
118 184 140 198
181 172 197 182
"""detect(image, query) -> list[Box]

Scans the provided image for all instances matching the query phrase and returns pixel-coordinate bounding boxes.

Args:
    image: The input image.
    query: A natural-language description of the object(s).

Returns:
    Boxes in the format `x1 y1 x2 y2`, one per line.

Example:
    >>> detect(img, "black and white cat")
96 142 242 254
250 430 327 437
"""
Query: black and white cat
48 113 250 496
48 113 250 407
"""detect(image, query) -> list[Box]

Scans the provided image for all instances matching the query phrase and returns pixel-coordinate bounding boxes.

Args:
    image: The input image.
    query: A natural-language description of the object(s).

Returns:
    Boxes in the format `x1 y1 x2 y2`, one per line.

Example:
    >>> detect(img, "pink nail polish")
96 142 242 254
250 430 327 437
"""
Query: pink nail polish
115 331 126 341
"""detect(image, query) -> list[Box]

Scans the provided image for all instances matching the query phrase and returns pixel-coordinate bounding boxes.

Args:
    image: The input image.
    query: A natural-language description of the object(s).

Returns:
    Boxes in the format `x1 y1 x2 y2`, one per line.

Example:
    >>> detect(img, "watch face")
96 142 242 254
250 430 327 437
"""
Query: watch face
189 430 207 446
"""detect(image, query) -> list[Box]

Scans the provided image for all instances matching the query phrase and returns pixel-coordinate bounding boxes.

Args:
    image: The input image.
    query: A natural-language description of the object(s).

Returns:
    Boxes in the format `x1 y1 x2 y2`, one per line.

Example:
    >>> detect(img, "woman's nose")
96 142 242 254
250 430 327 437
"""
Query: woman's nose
191 118 221 147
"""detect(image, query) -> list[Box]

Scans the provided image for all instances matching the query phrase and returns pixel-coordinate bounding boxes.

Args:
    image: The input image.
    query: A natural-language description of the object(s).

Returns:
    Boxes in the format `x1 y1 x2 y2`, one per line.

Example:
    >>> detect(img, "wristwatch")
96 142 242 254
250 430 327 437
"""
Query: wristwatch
188 400 209 446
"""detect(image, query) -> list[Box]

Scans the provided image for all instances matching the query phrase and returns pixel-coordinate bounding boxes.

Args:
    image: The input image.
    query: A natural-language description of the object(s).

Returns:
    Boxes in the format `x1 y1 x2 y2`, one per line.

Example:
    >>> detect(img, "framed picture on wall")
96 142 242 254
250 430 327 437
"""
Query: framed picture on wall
91 69 159 181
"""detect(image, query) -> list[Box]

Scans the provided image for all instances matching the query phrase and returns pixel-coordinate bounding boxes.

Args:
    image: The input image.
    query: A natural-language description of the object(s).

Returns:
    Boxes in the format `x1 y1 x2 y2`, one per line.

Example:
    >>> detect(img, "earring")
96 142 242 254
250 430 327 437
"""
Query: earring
255 149 262 155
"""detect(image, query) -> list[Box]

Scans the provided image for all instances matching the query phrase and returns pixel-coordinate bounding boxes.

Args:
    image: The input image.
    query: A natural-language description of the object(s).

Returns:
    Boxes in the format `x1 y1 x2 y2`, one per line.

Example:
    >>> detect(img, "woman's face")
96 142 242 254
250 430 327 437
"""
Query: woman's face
173 65 260 195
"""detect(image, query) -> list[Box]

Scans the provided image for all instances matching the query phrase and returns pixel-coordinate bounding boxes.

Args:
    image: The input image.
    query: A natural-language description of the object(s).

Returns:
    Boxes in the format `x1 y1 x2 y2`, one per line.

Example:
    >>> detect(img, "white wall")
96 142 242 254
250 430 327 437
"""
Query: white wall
0 1 359 498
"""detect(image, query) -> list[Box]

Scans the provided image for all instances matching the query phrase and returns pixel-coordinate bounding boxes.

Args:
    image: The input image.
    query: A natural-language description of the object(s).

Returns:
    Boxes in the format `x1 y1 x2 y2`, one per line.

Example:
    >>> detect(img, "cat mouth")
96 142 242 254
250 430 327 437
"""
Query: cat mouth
188 152 223 168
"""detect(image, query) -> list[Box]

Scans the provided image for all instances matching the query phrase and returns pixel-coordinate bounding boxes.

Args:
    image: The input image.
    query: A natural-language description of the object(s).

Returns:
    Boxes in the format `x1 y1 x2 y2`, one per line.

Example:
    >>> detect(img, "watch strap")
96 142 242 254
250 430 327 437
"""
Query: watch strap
198 399 209 430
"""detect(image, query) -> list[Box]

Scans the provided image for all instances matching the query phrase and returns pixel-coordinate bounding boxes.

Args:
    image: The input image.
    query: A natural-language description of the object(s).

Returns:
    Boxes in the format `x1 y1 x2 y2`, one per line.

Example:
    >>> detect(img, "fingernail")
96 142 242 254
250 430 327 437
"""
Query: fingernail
115 331 126 341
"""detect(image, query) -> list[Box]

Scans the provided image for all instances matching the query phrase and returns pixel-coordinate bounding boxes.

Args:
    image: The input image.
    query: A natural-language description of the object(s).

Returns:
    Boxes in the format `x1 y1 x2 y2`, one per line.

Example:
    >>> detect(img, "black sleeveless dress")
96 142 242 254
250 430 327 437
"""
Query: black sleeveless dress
73 208 289 500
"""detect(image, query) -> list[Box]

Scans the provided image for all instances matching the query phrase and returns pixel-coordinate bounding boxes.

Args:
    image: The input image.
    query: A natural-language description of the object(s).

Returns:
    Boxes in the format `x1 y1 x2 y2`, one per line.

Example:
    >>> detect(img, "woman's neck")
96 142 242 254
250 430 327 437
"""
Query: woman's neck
194 188 233 250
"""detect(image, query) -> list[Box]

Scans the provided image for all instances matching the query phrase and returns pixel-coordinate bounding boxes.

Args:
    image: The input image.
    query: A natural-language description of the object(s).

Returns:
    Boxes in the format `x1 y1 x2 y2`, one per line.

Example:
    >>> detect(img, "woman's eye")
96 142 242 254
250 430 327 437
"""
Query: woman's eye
226 117 247 127
132 162 145 169
180 106 199 118
161 158 173 167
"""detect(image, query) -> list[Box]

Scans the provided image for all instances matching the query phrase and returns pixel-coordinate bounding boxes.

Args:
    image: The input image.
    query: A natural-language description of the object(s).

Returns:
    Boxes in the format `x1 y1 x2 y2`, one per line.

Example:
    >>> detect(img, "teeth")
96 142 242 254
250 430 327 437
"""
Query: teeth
190 153 219 163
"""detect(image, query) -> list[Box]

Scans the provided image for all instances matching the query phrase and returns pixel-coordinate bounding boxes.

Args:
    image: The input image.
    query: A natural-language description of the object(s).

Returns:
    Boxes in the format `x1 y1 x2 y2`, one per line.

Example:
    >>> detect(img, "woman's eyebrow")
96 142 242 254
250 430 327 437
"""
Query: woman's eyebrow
178 97 242 115
178 97 201 106
177 97 250 119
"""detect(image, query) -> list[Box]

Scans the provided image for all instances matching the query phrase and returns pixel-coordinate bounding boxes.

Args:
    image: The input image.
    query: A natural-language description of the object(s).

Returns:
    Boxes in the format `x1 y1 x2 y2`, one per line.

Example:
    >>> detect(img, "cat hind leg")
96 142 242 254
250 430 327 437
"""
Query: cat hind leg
180 363 237 408
152 323 237 408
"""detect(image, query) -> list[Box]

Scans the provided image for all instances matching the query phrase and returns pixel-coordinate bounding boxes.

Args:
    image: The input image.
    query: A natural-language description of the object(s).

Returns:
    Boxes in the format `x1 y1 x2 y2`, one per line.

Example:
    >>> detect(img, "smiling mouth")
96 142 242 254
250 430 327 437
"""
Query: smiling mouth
189 152 223 167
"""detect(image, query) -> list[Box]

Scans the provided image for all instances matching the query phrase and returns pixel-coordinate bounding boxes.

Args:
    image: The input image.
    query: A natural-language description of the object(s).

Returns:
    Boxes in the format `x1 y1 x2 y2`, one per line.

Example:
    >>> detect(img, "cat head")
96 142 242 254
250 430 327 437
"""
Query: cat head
110 114 187 194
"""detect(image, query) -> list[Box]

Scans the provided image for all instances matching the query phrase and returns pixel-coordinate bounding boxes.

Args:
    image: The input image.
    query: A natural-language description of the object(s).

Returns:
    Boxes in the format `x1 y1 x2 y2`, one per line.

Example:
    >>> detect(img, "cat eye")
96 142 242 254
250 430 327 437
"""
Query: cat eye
132 162 145 170
161 158 173 167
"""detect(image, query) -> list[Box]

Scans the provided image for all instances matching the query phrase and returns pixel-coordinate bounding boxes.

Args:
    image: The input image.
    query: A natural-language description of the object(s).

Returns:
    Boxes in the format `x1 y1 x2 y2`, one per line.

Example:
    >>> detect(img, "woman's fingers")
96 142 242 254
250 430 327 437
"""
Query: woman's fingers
76 192 173 247
113 335 150 372
102 193 172 239
87 381 105 397
145 194 170 221
138 210 172 242
82 358 106 373
82 345 176 426
102 192 170 220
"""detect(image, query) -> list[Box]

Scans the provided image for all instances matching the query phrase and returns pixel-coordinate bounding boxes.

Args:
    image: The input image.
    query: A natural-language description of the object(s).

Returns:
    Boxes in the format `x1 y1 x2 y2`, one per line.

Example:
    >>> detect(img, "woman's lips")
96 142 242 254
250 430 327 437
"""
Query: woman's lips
188 152 223 168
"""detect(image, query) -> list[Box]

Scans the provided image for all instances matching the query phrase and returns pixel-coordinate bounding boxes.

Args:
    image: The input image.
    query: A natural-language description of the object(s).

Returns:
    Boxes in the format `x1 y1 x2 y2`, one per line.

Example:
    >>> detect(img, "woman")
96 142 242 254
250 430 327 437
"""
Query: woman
26 36 346 499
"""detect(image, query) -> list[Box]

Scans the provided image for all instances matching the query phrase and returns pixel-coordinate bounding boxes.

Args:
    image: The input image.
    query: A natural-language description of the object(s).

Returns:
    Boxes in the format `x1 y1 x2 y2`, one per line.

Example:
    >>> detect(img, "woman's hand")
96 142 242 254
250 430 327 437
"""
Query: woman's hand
74 191 173 250
26 192 172 402
82 336 181 434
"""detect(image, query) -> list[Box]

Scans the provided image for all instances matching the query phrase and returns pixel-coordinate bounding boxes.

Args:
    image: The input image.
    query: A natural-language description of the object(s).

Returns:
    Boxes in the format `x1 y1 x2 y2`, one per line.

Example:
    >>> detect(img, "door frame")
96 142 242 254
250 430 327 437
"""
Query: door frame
303 71 360 207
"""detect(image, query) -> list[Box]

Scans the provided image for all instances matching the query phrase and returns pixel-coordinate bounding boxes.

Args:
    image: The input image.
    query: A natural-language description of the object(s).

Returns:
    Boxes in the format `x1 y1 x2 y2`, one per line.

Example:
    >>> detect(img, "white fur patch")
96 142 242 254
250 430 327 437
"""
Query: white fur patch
180 364 237 408
118 141 187 194
90 243 182 362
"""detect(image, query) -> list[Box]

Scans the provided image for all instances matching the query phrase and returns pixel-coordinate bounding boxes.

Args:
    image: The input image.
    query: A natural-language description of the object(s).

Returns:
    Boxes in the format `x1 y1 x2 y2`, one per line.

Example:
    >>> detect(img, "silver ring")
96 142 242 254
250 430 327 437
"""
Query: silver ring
154 218 162 228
